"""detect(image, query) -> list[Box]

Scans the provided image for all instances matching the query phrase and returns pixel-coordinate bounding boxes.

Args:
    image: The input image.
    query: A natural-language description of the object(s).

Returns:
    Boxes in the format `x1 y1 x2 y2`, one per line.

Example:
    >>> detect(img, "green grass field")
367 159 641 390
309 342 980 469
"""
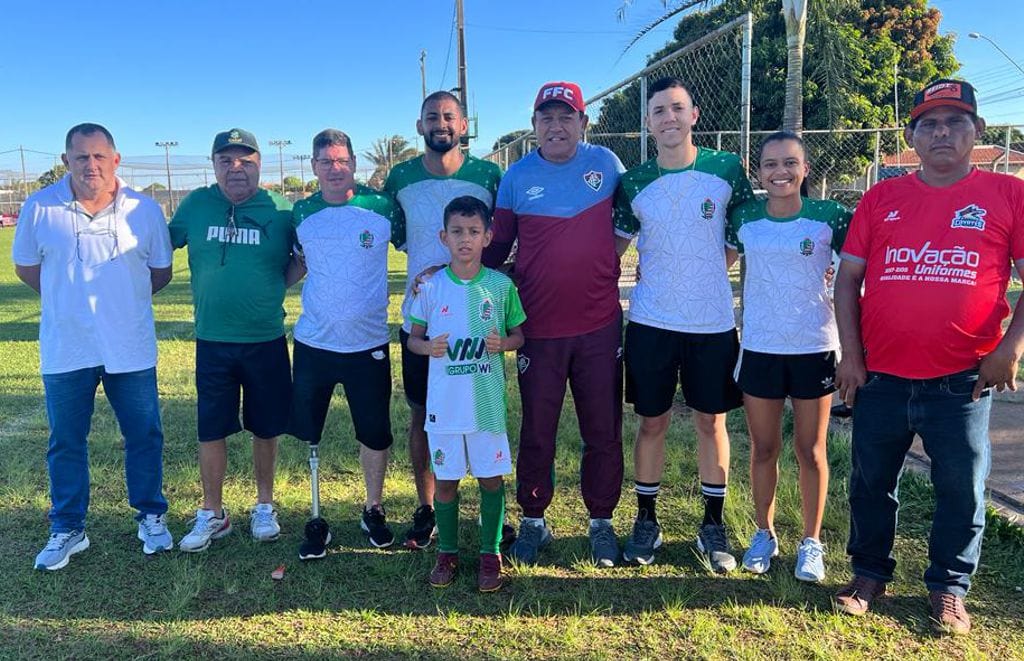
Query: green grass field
1 229 1022 660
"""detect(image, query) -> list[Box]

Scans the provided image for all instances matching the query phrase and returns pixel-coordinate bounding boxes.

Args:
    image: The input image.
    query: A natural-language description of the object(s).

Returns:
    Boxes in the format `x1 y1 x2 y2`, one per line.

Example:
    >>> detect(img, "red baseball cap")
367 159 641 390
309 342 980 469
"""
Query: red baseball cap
910 79 978 121
534 81 586 113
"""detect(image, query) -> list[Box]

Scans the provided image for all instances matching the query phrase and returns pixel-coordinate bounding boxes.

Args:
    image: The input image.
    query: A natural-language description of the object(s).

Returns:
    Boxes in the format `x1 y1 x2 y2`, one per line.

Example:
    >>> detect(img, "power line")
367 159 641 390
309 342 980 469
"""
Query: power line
437 1 457 90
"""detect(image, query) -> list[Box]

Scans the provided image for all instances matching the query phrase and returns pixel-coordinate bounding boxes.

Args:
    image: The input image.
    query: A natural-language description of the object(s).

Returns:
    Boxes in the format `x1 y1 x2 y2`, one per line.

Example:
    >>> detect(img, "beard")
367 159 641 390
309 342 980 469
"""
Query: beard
425 132 459 154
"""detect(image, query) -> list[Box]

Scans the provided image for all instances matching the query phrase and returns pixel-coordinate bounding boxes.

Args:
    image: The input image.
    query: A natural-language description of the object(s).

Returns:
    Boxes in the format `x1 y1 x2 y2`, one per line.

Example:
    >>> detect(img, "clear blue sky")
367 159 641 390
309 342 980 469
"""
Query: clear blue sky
1 0 1022 185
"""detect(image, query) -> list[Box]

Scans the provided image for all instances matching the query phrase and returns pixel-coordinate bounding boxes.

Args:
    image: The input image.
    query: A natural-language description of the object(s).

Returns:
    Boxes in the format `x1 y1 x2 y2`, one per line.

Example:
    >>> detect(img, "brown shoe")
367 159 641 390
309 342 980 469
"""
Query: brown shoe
834 575 886 615
929 591 971 635
429 552 458 588
478 553 505 593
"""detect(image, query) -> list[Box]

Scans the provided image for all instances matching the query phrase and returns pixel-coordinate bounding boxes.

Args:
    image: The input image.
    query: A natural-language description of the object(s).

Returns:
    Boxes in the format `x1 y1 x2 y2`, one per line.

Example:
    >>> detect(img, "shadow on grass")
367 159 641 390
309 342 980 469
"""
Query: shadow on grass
1 502 1022 637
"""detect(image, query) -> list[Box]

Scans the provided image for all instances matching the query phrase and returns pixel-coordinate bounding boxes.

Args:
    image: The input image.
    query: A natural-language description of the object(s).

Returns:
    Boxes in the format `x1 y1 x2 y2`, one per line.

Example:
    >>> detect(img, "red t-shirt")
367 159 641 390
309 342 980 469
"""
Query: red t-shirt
841 169 1024 379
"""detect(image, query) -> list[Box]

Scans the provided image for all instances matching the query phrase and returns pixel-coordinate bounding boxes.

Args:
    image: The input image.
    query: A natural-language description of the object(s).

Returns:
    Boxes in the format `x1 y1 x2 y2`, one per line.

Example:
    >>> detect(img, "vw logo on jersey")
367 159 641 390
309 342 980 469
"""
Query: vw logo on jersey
583 170 603 192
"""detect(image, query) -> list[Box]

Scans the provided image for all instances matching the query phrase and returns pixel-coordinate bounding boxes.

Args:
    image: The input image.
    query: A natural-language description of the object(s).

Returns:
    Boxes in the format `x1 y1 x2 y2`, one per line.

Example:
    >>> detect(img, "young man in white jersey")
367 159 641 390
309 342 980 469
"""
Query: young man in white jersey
614 77 754 571
407 195 525 592
386 91 503 549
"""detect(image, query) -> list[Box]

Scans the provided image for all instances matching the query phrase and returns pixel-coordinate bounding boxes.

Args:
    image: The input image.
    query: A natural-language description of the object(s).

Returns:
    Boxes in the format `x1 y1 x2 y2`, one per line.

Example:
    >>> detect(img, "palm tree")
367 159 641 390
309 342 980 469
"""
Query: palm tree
363 135 419 188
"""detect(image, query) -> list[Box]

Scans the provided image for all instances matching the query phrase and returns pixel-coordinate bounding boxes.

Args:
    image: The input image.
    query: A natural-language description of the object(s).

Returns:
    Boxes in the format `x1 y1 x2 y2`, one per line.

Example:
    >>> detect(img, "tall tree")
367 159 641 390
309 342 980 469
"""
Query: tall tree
604 0 957 187
36 164 67 187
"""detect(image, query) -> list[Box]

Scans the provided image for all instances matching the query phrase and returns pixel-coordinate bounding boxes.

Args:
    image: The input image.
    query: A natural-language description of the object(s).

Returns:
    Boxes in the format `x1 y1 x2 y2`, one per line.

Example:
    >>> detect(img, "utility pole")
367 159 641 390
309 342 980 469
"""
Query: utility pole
269 139 291 193
420 50 427 100
456 0 468 111
155 141 178 213
455 0 470 148
294 154 310 192
19 146 27 198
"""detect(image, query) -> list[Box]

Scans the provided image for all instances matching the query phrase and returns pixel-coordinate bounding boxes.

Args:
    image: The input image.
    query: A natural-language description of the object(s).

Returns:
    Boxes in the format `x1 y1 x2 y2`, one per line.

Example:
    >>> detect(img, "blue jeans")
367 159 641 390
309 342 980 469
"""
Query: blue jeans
42 366 168 533
848 370 991 597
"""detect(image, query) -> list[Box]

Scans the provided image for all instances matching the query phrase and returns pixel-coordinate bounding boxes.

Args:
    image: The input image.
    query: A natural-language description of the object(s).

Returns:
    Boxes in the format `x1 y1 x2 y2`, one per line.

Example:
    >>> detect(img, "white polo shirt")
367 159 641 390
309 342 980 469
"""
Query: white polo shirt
12 175 172 374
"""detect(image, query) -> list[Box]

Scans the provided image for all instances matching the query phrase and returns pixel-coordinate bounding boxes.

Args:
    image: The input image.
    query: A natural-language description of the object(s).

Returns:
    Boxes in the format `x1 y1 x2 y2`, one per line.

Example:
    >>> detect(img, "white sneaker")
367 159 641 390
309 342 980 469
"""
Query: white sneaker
34 530 90 570
742 528 779 574
137 513 174 555
250 503 280 542
794 537 826 582
178 508 232 552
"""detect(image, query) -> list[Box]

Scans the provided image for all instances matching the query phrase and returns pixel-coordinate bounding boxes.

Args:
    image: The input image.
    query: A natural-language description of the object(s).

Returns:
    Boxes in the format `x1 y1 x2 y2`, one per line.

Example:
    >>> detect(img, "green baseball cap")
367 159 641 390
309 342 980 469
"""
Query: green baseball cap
212 128 260 155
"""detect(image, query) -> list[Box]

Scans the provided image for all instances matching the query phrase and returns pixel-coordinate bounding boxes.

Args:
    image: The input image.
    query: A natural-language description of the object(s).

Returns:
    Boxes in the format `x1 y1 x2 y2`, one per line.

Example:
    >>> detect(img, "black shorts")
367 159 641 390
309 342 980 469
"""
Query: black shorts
400 328 428 409
735 349 837 400
288 340 394 451
625 323 742 416
196 336 292 442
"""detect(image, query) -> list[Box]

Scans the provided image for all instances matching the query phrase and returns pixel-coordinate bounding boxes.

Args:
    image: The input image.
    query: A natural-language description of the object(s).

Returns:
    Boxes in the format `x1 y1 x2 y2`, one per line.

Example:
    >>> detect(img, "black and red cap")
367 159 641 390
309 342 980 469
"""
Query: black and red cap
910 79 978 121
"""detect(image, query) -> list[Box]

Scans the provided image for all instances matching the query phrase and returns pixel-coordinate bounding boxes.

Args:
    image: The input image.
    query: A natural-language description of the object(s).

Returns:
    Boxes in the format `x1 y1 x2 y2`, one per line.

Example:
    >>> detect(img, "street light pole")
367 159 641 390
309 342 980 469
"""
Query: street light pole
155 141 178 213
294 154 310 192
269 139 291 194
968 32 1024 78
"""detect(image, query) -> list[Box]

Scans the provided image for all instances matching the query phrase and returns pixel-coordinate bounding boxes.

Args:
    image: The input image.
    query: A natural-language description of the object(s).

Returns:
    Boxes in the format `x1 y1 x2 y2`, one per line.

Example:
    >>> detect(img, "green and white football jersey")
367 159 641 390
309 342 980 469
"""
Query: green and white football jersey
727 198 851 354
408 266 526 434
292 187 403 353
614 148 754 333
385 155 502 333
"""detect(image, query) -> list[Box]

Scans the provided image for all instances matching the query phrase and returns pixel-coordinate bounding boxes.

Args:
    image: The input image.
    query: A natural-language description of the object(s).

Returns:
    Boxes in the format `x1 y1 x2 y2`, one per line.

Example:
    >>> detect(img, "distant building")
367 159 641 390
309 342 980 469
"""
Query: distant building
883 145 1024 178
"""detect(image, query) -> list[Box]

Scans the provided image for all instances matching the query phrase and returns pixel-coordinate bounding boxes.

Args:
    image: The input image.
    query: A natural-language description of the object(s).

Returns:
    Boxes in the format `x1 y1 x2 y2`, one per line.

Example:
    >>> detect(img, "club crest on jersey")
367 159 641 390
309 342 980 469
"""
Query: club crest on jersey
950 204 986 231
701 198 716 220
480 298 494 322
800 238 814 256
517 355 530 374
583 170 603 192
433 448 445 466
359 229 375 248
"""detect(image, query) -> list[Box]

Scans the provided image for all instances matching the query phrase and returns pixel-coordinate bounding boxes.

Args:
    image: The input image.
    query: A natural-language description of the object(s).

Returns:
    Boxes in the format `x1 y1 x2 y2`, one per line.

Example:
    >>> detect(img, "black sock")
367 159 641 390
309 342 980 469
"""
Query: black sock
701 482 726 526
635 481 660 524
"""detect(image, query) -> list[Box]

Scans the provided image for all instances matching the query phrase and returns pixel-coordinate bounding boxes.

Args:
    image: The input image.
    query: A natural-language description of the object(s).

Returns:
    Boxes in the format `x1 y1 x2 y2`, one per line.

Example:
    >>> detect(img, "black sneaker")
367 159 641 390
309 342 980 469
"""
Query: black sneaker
623 515 663 565
298 517 332 561
361 505 395 548
402 505 437 550
696 523 737 573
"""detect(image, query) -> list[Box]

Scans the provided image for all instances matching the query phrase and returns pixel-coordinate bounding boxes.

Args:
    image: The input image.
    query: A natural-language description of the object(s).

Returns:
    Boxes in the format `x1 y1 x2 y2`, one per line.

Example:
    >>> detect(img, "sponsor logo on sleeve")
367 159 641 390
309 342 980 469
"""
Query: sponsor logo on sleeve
950 204 986 231
583 170 603 192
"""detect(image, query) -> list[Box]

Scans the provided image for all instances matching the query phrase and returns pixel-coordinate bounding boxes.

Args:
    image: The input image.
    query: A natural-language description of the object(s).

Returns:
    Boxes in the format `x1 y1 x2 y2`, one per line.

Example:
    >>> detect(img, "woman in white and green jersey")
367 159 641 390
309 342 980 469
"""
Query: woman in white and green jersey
726 131 852 583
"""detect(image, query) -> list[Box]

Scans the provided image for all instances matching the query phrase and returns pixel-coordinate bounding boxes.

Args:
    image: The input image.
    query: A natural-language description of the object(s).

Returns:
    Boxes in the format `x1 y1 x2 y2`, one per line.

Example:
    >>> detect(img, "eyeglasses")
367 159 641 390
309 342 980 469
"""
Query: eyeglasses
71 200 120 264
314 157 353 169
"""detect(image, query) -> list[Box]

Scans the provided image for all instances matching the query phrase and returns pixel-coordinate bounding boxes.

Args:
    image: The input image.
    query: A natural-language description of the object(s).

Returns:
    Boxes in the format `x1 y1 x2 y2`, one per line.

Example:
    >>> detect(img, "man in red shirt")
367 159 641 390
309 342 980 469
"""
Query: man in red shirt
833 79 1024 635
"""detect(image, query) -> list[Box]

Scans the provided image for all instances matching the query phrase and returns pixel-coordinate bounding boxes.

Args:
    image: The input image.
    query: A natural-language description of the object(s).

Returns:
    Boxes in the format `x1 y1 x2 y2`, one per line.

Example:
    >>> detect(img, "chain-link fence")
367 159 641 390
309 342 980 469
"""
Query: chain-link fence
486 13 754 175
0 143 404 217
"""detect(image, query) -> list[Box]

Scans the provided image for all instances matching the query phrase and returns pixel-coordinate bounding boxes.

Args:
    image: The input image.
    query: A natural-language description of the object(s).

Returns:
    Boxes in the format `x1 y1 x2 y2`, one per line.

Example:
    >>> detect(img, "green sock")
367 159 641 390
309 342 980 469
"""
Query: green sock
434 494 460 553
478 483 505 555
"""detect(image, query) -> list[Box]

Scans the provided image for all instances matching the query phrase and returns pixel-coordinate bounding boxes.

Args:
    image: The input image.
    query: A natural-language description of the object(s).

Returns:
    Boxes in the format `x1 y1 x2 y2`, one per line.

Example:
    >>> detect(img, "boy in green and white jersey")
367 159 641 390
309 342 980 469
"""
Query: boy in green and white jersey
406 196 525 592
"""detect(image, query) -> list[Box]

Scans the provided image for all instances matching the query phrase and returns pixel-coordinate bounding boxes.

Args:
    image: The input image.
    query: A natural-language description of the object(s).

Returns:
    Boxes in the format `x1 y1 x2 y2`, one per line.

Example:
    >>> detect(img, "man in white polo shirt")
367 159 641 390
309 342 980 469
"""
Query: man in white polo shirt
12 123 175 570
